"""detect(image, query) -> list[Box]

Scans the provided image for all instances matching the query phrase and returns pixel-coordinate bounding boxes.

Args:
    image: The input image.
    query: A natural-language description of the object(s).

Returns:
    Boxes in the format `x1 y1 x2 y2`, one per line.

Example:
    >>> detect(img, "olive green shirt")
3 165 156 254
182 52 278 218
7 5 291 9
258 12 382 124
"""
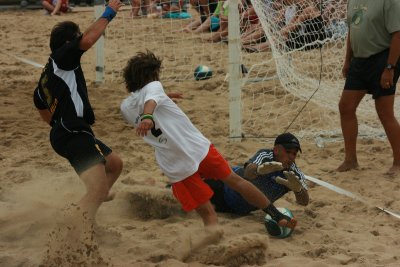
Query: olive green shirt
347 0 400 58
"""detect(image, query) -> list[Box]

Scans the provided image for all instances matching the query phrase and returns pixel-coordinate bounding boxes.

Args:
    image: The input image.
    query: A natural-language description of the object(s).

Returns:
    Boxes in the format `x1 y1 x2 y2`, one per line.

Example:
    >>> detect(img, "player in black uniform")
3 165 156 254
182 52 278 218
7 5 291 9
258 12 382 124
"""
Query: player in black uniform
33 0 123 222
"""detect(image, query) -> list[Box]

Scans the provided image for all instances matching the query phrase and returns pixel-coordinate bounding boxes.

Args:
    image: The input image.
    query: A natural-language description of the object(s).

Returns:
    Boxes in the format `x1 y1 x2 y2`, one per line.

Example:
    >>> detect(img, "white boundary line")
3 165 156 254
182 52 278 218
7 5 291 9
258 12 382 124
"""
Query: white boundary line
1 51 44 69
305 175 400 220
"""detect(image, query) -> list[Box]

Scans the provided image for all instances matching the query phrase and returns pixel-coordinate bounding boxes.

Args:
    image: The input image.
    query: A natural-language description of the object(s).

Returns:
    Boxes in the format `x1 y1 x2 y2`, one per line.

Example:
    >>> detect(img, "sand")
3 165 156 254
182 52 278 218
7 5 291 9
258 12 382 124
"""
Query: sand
1 7 400 267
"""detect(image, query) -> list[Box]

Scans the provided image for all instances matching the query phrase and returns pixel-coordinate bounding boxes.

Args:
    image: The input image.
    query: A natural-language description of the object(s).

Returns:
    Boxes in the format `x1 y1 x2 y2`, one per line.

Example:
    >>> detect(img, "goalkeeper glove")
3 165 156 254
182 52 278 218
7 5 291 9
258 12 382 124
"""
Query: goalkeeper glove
275 171 304 193
256 161 284 175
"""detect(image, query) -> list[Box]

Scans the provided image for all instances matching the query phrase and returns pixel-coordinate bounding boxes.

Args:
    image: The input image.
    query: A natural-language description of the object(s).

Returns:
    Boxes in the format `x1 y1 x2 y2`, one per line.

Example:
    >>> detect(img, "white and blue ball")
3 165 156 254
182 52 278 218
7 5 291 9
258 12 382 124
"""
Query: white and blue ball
194 65 213 80
264 207 294 238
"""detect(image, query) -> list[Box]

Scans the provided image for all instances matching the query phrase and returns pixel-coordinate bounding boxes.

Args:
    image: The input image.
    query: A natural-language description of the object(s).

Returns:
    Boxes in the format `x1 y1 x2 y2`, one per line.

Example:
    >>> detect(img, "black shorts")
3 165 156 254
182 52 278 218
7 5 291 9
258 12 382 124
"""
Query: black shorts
344 49 400 99
286 16 325 51
50 120 112 175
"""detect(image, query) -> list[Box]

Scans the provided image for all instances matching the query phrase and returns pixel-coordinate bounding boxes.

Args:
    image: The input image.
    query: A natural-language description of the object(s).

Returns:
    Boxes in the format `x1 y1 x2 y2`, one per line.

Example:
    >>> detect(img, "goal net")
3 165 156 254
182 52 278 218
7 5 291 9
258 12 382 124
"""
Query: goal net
101 2 229 82
100 0 399 143
240 0 399 142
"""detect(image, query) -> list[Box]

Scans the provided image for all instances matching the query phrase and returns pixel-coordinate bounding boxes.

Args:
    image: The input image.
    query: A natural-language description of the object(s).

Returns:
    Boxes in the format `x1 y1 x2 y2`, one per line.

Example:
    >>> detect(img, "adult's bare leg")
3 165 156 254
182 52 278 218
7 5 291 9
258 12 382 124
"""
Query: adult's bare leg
337 90 365 171
375 95 400 174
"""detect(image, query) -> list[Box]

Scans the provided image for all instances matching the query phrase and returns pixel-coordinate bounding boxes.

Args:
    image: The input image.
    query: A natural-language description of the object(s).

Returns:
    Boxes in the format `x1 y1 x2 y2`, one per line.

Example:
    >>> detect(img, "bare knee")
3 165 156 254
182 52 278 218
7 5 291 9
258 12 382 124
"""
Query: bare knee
106 153 123 179
338 99 356 116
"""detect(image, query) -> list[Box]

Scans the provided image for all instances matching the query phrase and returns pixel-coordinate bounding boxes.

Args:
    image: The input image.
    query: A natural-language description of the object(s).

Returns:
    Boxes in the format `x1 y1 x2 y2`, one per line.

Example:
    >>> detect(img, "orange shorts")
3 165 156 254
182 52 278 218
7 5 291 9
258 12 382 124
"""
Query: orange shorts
172 144 232 212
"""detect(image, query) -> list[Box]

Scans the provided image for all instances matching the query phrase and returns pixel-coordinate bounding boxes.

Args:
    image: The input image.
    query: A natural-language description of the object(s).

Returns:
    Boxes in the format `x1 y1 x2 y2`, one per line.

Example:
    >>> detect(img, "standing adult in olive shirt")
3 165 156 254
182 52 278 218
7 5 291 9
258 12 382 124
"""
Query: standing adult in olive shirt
337 0 400 175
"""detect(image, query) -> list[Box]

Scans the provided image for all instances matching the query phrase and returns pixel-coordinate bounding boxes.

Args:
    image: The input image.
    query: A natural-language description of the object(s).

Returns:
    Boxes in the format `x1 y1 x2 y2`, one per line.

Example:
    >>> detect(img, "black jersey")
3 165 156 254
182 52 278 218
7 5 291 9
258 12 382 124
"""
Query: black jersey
33 35 95 126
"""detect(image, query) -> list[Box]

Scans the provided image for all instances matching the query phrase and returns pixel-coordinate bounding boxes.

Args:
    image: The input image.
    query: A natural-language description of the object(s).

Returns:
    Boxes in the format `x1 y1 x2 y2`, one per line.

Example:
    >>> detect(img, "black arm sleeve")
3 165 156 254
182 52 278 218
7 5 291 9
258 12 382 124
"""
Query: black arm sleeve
33 87 47 110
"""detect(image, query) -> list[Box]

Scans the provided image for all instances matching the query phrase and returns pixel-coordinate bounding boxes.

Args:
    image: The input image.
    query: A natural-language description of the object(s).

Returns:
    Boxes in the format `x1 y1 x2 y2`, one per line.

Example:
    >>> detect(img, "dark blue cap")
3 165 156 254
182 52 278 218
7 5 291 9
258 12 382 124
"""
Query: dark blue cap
274 132 302 153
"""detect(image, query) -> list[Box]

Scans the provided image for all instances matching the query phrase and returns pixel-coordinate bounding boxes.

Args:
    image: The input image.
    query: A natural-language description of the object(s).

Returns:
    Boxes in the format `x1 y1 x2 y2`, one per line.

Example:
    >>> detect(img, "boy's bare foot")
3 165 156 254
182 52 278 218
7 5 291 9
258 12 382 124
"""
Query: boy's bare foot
179 225 224 261
336 160 359 172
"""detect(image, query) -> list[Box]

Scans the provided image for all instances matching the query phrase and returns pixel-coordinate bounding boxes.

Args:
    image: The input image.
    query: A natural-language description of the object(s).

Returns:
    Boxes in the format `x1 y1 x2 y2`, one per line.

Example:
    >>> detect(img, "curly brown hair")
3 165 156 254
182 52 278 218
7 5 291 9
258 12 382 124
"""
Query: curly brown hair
123 50 162 93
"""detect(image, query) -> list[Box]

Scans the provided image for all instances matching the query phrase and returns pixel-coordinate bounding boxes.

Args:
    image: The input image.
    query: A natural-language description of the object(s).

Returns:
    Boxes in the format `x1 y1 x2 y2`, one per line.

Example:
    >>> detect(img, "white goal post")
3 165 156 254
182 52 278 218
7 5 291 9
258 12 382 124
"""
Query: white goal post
227 0 242 141
94 0 105 83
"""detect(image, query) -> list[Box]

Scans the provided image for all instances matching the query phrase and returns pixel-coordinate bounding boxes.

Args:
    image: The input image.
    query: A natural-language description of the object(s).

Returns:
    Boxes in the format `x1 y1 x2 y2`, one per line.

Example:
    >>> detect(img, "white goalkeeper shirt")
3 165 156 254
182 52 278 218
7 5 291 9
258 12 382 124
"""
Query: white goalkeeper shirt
120 81 211 182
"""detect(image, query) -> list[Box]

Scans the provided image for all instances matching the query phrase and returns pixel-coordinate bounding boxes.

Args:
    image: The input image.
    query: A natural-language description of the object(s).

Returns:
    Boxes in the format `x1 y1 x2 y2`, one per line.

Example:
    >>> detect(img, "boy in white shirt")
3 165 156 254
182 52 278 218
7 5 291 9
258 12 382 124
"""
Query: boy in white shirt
120 51 297 232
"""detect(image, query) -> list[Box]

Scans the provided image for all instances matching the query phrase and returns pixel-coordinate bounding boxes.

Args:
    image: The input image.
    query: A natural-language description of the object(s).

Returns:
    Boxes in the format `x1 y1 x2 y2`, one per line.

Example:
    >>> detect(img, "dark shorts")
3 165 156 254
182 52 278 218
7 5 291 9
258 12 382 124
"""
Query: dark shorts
286 16 325 51
50 120 112 175
203 166 245 213
204 179 234 213
344 49 400 99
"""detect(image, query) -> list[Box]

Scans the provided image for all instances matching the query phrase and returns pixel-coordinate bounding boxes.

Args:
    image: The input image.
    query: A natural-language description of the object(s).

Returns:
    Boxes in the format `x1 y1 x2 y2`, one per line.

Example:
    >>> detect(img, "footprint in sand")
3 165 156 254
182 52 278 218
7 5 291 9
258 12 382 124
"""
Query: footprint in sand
124 186 183 220
190 233 268 267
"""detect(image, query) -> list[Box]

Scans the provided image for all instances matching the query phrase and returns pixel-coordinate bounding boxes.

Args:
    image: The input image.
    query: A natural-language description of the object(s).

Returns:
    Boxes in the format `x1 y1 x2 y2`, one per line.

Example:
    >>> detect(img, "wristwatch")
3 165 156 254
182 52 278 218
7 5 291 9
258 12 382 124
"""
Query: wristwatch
385 63 396 70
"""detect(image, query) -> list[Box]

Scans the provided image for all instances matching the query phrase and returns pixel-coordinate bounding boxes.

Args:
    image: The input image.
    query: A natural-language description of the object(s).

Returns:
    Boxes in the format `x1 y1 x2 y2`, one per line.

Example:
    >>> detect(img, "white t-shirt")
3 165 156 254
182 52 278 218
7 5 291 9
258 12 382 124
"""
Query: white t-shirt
120 81 211 182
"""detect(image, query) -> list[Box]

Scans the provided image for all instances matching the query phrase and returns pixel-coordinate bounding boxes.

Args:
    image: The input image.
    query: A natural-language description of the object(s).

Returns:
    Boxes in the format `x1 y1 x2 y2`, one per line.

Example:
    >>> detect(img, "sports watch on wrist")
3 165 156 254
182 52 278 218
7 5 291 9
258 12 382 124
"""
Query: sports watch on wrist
385 63 396 70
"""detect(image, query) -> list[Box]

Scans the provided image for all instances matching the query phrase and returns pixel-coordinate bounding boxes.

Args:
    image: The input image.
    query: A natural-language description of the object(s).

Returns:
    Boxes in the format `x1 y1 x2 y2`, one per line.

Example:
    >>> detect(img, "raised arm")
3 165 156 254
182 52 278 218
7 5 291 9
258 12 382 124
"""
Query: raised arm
79 0 123 51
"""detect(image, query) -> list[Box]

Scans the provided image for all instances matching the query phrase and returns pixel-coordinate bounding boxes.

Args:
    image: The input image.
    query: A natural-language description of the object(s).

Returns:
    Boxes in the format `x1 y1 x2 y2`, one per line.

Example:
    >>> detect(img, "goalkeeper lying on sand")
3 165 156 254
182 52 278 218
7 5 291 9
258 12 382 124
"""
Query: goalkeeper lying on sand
205 132 309 215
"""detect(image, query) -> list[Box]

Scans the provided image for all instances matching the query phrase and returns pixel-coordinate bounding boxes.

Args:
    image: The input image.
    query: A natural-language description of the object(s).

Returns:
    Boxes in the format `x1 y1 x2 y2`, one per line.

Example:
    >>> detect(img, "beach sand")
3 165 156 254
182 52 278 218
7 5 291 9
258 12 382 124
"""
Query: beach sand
1 7 400 267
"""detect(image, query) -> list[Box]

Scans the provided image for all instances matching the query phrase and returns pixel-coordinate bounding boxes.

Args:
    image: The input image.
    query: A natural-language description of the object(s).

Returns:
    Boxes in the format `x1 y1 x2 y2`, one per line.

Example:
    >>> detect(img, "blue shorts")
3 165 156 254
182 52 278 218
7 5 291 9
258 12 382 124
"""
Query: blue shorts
344 49 400 99
199 15 220 32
